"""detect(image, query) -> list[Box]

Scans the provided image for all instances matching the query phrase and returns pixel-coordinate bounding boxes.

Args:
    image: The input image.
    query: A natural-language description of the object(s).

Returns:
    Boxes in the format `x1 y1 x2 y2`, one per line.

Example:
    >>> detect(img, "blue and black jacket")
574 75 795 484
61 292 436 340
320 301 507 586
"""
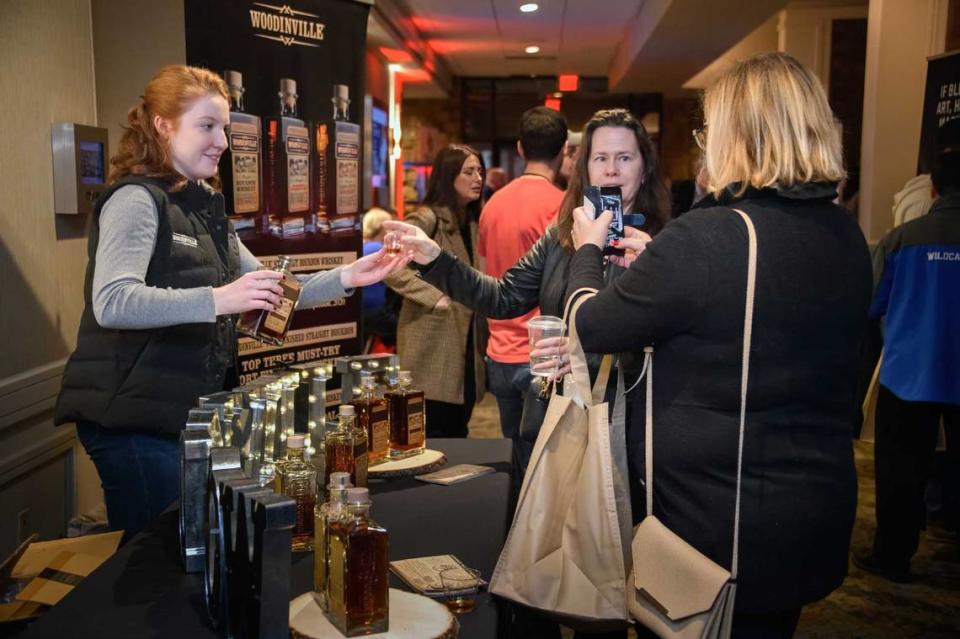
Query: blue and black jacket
870 192 960 405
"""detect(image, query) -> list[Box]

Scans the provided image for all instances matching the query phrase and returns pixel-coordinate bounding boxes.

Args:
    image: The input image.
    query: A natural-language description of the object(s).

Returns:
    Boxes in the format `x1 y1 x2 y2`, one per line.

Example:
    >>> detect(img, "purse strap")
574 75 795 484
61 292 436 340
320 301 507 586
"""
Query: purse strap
644 208 757 581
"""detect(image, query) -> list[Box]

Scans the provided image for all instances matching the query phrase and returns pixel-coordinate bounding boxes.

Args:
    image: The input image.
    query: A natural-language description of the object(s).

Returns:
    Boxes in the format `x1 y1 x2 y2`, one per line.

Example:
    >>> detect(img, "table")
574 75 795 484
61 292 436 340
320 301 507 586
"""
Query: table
20 439 513 639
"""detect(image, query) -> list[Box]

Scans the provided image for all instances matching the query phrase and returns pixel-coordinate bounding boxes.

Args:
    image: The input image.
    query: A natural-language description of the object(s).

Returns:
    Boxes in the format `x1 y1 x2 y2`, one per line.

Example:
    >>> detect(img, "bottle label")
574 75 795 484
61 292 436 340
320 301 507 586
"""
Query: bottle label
286 124 310 213
334 122 359 215
315 124 328 215
263 276 302 334
407 396 424 445
353 441 368 486
229 119 260 214
370 405 389 454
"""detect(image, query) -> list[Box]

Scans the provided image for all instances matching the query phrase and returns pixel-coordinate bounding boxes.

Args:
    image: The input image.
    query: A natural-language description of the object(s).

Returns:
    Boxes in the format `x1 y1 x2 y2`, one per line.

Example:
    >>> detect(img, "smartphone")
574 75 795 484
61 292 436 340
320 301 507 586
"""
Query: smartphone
583 186 624 256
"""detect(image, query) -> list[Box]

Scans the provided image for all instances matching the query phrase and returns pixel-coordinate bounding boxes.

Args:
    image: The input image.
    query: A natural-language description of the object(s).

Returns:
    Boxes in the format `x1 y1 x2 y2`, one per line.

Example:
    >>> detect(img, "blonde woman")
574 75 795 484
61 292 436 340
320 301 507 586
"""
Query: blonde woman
567 53 872 637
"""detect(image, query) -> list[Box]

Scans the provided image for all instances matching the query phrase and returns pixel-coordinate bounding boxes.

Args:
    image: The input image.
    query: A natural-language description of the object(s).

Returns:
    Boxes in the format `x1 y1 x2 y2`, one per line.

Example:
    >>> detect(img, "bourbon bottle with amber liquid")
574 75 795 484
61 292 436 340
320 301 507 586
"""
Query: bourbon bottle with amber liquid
326 488 389 636
313 471 351 610
264 78 311 238
278 435 317 552
350 373 389 465
386 370 426 459
324 405 356 490
236 255 301 346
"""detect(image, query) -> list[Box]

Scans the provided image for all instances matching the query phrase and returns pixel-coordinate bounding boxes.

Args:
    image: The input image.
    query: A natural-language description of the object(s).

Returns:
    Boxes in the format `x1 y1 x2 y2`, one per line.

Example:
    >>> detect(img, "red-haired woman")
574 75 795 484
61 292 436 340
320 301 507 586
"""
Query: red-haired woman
55 65 408 539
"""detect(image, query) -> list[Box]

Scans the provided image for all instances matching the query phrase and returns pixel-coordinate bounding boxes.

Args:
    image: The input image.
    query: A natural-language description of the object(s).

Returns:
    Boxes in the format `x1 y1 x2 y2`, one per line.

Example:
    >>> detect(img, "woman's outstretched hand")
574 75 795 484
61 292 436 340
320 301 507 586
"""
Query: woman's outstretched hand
382 220 442 265
340 246 413 289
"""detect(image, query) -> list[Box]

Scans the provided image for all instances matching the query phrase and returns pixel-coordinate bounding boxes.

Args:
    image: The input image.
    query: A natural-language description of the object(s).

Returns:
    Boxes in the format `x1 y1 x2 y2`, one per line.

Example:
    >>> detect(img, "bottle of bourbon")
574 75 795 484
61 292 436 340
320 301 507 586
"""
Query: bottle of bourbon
278 435 317 552
264 78 311 238
350 373 389 465
236 255 301 346
385 370 426 459
324 405 356 490
326 488 389 636
221 70 262 234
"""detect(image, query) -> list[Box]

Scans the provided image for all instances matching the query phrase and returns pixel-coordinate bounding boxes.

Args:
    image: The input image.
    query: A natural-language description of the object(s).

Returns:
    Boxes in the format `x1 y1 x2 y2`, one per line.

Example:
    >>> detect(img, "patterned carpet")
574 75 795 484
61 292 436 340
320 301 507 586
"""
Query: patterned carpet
468 398 960 637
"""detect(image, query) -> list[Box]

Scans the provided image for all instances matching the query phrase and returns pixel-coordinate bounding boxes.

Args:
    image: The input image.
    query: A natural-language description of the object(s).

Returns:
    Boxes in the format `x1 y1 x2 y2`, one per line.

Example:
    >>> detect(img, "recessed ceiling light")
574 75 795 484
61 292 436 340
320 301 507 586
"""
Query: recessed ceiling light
552 92 563 98
525 45 540 54
520 3 539 12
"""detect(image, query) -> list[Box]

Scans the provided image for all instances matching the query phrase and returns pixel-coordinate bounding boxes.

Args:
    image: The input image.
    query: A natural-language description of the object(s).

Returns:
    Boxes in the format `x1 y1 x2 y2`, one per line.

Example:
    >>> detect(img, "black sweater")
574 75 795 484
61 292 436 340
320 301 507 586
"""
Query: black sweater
567 183 872 613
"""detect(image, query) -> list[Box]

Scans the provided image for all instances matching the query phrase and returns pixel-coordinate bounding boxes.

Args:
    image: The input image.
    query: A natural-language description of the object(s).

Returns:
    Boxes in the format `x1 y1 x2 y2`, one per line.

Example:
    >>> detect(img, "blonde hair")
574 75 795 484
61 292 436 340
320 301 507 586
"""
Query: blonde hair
362 207 394 240
702 52 844 197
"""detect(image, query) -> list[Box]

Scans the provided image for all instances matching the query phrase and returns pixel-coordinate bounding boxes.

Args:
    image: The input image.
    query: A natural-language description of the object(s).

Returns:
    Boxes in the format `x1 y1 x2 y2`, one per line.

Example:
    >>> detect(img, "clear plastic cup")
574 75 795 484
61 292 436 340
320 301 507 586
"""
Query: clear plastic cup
527 315 564 377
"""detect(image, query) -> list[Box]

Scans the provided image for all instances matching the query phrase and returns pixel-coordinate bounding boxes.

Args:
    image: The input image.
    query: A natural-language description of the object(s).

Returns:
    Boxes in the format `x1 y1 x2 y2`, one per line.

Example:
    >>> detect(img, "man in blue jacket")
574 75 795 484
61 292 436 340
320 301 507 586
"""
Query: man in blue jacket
854 148 960 582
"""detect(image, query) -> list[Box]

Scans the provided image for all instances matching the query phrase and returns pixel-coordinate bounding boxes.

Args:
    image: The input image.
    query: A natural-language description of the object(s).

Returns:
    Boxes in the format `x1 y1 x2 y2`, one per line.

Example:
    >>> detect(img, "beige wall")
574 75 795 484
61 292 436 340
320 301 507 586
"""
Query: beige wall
0 0 100 556
777 1 869 89
860 0 949 243
91 0 185 151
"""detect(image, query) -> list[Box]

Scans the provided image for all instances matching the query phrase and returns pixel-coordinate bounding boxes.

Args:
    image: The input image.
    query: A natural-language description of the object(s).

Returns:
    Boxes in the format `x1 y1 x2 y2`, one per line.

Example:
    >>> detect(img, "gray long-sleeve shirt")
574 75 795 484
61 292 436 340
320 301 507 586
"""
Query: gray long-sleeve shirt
93 185 353 329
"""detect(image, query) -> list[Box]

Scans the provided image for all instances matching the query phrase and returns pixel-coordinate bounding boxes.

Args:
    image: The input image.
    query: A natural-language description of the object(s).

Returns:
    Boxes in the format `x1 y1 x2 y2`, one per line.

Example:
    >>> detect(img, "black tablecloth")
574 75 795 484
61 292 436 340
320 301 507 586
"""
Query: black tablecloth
20 438 513 639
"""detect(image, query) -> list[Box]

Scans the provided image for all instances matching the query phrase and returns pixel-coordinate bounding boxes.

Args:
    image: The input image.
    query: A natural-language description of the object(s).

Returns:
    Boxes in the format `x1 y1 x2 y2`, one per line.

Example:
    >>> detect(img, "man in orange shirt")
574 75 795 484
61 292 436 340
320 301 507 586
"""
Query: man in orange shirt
479 106 567 459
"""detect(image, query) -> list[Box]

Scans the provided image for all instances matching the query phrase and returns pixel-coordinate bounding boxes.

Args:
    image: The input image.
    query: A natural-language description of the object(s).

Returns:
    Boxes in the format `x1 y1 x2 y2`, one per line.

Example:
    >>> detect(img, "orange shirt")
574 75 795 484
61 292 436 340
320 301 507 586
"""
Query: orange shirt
478 175 564 363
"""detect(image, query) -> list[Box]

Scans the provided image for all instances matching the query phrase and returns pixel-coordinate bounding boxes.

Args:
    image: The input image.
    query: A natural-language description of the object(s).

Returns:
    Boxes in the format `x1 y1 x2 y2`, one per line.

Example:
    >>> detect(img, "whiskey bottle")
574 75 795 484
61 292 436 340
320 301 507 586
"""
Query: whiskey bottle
313 471 352 610
326 488 389 636
279 435 317 552
264 78 311 238
386 370 426 459
351 402 369 488
329 84 360 233
324 405 356 490
310 121 330 233
350 373 389 466
236 255 302 346
221 70 262 233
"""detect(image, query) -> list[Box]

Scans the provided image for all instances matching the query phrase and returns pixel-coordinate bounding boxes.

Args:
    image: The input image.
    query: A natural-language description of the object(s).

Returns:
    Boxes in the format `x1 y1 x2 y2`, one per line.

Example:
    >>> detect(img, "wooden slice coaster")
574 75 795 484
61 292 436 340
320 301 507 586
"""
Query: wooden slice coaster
289 588 459 639
367 449 446 479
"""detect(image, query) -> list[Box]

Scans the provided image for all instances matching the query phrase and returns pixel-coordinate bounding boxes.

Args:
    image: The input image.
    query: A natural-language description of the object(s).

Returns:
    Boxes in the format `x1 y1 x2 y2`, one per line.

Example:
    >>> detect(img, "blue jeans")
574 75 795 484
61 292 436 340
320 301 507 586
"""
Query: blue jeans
485 358 535 477
76 422 180 542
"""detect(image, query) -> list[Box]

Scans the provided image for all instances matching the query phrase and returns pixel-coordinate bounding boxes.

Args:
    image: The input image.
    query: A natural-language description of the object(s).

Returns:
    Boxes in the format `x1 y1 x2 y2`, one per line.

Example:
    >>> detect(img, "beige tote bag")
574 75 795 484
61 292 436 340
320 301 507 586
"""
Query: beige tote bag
489 287 632 625
628 208 758 638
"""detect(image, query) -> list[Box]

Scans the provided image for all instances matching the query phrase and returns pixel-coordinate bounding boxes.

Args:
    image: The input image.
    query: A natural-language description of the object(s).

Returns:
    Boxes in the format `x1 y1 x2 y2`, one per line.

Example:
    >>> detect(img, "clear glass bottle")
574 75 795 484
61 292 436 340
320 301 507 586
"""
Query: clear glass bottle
236 255 302 346
221 70 262 233
386 370 426 459
326 488 389 636
279 435 317 552
350 373 390 466
264 78 311 238
313 471 352 610
324 405 356 490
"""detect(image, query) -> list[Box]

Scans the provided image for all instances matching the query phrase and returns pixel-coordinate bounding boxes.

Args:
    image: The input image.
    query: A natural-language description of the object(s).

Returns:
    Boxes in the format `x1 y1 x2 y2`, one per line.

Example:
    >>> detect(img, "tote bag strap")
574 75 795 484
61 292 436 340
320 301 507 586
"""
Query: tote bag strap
560 287 600 404
644 208 757 581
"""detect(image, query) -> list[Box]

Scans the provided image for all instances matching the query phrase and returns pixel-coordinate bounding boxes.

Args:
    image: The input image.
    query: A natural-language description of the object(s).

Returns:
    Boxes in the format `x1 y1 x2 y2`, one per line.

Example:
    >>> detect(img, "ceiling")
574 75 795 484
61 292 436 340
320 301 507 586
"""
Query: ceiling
400 0 644 78
371 0 797 95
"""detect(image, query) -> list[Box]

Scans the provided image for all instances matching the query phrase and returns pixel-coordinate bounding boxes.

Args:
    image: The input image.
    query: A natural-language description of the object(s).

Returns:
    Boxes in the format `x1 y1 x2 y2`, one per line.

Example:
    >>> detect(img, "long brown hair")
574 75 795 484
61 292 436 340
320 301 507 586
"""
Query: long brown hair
109 64 229 191
557 109 671 251
423 144 485 225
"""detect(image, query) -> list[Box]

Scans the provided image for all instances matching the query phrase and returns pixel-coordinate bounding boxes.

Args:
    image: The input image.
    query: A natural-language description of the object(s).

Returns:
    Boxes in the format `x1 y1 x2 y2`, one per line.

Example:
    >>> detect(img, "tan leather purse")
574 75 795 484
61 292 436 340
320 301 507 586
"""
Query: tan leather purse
627 209 757 638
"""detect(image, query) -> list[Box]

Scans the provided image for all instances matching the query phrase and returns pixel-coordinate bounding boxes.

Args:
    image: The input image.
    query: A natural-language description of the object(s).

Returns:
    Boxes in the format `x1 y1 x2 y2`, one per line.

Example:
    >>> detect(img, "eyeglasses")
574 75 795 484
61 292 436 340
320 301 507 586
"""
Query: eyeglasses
692 127 706 150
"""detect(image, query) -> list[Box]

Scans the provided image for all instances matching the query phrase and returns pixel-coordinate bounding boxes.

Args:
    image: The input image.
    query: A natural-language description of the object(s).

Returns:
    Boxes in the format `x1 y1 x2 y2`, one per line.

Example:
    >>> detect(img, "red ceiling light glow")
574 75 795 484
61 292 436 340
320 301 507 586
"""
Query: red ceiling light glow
544 97 561 111
379 47 413 64
558 74 579 92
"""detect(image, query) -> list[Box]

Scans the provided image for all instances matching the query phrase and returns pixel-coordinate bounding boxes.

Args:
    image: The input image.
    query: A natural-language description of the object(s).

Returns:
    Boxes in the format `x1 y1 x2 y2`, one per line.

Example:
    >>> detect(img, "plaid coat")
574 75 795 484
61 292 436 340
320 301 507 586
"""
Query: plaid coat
385 206 487 405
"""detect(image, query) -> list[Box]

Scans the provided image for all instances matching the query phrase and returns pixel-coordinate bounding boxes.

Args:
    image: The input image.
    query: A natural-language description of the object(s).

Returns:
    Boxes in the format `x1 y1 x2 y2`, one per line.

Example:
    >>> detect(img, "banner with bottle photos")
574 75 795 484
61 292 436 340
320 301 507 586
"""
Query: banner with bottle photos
918 50 960 173
185 0 369 382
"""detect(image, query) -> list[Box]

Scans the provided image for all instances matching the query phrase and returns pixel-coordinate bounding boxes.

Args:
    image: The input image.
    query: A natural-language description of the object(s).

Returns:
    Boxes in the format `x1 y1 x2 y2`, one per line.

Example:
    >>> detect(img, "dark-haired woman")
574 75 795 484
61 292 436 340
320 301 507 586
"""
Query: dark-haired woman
55 65 408 539
385 145 487 438
386 109 670 448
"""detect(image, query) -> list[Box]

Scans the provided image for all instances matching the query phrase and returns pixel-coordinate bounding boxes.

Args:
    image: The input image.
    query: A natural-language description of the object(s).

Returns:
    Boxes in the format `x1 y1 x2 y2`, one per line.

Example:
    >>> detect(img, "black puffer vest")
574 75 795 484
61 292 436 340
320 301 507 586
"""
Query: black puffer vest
55 176 241 436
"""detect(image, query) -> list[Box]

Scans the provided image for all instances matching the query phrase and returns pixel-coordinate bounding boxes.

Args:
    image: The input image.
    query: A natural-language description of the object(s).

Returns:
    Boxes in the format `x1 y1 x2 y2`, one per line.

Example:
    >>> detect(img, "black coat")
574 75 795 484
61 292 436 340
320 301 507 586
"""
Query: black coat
567 183 872 613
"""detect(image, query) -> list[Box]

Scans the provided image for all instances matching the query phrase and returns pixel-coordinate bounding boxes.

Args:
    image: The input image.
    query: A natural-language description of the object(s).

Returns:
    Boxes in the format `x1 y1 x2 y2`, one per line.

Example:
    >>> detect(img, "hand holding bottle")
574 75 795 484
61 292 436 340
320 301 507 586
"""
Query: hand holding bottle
339 246 412 289
608 226 653 269
213 270 284 315
381 220 441 265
